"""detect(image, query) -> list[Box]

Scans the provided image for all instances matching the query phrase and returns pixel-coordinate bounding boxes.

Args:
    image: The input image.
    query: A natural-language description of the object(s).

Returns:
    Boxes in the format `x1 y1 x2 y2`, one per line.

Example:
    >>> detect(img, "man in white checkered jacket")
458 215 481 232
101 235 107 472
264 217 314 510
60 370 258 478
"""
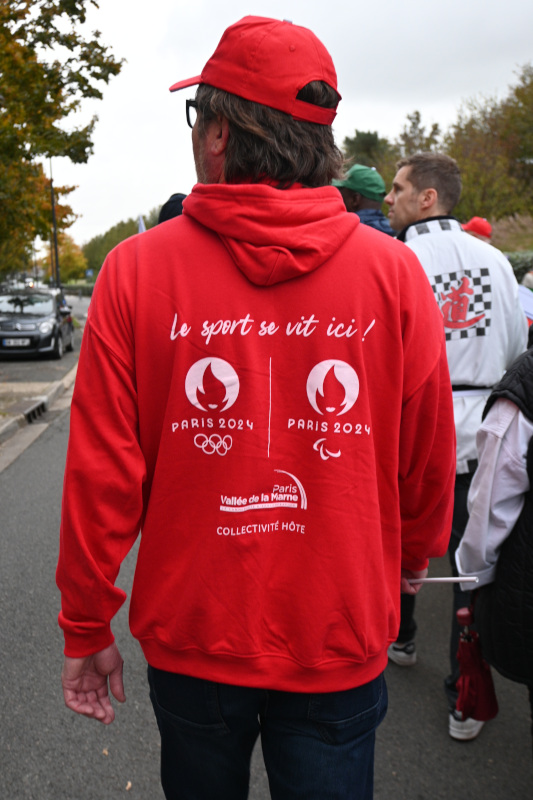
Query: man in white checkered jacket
384 152 527 741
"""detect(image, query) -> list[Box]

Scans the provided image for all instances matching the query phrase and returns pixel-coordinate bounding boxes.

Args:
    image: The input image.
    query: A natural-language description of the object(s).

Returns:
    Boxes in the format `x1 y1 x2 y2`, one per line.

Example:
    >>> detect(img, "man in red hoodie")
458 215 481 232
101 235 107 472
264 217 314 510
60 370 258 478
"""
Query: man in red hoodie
57 16 456 800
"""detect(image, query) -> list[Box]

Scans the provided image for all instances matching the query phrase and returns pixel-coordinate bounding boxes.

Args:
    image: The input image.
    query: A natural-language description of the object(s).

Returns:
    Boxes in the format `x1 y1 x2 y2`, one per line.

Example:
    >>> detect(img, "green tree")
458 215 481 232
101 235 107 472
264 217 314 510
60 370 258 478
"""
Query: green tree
396 111 441 156
45 233 88 283
342 130 397 168
499 64 533 191
82 208 160 275
443 64 533 221
0 1 122 276
445 99 525 221
145 207 161 229
340 130 399 196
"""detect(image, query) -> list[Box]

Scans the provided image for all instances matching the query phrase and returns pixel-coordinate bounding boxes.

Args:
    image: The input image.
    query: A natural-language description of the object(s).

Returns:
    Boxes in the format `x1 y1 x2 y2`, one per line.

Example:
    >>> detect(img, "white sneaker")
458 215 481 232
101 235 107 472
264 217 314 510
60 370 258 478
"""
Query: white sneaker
448 709 485 741
387 640 417 666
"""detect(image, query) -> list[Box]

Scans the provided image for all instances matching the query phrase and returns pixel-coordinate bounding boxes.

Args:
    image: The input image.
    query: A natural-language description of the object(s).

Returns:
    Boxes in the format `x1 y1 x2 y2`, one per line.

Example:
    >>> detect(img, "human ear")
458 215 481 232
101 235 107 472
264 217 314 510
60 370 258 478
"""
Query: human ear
209 115 229 156
201 115 229 183
420 187 438 210
349 193 362 212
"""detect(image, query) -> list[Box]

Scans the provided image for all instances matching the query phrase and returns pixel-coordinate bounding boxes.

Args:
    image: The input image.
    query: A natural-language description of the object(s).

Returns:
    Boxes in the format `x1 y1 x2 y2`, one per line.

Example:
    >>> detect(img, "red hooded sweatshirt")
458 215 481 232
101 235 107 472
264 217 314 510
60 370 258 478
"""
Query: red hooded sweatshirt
57 183 455 693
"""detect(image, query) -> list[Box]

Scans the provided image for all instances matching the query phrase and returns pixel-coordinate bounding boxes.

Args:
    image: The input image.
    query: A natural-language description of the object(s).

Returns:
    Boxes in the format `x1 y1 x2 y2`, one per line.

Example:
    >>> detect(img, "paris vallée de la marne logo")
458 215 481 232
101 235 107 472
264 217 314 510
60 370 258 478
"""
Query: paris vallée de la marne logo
305 359 361 461
184 357 240 455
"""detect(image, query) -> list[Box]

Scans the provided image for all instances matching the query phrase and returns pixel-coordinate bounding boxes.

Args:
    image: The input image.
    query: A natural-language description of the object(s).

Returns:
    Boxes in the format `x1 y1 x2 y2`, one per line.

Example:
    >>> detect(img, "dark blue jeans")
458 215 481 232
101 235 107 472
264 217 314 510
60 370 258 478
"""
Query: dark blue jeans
148 667 388 800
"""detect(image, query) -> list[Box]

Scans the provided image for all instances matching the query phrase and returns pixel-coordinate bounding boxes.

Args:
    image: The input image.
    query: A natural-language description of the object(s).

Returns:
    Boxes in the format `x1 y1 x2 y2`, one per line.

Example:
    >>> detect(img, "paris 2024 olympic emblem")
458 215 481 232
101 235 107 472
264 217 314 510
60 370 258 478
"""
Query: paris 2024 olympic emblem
185 357 239 455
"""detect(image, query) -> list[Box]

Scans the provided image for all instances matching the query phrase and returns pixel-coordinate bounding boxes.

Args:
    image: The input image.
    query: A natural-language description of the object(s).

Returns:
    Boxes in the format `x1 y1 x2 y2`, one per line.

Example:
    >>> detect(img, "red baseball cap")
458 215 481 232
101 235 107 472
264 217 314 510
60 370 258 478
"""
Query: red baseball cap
462 216 492 239
169 16 340 125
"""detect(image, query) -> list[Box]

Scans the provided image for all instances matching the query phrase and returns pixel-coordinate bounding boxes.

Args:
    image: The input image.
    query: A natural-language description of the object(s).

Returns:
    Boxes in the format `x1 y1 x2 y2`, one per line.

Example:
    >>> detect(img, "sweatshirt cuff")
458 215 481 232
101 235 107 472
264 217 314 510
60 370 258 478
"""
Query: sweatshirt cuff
401 556 429 572
59 613 115 659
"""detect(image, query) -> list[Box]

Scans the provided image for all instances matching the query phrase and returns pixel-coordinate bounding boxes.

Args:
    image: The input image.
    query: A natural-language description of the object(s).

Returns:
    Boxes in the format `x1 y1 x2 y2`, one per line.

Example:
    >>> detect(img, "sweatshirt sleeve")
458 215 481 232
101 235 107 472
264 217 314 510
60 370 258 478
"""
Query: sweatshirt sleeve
398 337 456 571
56 256 147 657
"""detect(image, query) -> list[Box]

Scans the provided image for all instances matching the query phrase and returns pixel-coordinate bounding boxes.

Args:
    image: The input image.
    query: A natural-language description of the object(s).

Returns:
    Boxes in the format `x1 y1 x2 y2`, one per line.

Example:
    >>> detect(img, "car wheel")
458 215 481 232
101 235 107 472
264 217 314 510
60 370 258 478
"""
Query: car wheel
53 332 64 359
66 327 75 352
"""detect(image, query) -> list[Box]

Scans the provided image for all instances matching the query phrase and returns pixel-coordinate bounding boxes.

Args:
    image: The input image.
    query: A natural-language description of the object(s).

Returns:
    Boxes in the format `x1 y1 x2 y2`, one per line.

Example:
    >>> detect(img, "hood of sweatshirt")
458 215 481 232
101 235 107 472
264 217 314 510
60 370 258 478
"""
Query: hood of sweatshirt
183 183 358 286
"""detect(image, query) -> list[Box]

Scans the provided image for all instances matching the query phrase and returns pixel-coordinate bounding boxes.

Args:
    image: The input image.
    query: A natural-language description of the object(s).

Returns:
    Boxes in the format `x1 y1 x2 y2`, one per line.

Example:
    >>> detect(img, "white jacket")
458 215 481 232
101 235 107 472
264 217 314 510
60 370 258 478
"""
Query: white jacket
456 398 533 588
404 218 527 472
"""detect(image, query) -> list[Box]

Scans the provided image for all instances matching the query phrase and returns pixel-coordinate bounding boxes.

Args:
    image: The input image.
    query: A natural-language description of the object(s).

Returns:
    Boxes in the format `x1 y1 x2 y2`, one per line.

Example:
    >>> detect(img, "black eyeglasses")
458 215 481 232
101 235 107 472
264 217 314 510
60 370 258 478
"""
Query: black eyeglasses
186 99 198 129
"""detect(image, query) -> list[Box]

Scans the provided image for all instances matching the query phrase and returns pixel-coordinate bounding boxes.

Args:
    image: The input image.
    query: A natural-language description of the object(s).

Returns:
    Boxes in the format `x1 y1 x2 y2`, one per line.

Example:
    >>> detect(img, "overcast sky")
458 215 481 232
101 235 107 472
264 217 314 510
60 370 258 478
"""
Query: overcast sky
48 0 533 247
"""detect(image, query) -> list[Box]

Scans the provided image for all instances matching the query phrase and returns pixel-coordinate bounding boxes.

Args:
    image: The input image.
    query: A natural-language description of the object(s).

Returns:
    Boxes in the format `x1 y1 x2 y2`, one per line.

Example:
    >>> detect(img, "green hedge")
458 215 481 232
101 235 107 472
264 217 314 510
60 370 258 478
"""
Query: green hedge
506 251 533 283
60 283 94 297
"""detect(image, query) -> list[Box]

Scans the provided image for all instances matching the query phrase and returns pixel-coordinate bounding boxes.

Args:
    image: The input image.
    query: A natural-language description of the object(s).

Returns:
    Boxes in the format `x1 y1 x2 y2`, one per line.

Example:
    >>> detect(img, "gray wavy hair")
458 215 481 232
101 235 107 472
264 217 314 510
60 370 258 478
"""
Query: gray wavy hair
195 82 343 188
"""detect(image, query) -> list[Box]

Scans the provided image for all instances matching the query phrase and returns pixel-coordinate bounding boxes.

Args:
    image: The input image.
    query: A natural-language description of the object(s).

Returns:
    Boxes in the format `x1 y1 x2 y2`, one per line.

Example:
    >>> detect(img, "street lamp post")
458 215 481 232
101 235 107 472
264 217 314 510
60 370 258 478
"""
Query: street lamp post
49 159 61 287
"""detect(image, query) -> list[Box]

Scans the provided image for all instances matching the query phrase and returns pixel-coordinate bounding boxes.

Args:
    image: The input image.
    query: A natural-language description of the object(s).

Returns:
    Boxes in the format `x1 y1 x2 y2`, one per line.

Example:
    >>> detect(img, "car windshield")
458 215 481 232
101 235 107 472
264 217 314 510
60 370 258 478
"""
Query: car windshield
0 293 55 316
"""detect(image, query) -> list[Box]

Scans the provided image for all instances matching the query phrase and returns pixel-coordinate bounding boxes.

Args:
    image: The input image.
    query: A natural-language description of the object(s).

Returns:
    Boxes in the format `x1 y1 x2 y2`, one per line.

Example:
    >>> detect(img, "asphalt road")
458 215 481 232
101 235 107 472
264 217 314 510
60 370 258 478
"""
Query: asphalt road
1 337 532 799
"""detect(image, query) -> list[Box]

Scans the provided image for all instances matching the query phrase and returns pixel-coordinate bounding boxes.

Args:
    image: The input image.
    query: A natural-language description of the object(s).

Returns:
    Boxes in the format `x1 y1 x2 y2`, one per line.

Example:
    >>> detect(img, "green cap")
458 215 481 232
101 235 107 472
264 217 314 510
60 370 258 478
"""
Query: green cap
332 164 386 201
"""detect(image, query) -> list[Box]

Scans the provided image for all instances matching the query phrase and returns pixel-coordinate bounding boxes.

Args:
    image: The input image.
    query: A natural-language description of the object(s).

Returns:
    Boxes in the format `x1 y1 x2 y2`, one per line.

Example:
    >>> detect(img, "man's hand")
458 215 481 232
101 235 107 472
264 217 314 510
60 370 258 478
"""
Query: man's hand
400 567 428 595
61 642 126 725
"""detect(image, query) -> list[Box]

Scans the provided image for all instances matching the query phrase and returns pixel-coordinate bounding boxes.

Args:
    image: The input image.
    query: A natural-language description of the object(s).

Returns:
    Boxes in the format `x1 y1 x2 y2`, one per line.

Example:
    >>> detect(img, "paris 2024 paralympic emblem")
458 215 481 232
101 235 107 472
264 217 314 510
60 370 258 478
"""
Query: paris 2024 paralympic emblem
303 359 367 461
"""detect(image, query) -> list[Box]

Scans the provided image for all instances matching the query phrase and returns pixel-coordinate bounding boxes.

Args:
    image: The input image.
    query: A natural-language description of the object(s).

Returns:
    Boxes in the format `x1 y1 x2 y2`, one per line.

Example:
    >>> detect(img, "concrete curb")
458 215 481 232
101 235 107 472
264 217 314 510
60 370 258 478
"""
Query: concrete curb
0 412 26 446
0 362 78 446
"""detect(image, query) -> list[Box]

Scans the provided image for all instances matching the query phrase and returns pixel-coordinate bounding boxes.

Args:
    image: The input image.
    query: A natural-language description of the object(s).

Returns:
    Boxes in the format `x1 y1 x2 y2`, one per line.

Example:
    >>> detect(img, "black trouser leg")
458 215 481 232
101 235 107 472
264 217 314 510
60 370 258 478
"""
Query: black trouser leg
444 471 475 709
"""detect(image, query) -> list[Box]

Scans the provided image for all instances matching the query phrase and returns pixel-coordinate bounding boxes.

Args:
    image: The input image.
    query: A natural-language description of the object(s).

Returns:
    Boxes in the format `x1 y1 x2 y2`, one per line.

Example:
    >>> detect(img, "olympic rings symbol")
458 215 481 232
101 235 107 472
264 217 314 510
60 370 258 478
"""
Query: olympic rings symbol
194 434 233 456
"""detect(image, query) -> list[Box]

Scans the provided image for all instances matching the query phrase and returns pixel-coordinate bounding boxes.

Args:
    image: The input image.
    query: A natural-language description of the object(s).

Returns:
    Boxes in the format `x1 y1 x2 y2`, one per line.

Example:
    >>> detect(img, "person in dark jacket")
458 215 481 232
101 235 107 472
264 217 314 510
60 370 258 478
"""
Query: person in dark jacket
158 192 187 223
332 164 395 235
456 346 533 755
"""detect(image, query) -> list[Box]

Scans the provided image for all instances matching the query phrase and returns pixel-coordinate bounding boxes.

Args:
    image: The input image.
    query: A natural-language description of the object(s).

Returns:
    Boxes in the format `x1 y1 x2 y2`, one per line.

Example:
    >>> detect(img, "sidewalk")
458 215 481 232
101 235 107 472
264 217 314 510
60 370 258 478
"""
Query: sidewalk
0 362 78 445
